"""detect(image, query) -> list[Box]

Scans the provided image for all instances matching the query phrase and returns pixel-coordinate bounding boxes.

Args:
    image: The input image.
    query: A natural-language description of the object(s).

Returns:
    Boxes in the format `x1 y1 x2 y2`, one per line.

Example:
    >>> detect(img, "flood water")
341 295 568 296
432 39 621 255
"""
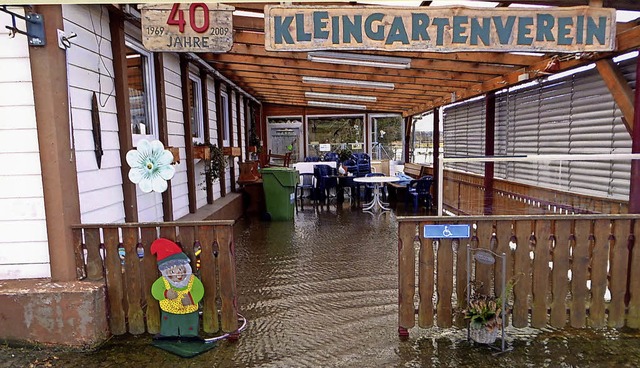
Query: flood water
3 203 640 367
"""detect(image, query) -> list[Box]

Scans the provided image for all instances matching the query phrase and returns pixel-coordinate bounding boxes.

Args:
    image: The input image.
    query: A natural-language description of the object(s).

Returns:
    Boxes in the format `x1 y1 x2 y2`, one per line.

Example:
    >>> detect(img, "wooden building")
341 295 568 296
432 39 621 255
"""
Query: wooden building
1 0 640 346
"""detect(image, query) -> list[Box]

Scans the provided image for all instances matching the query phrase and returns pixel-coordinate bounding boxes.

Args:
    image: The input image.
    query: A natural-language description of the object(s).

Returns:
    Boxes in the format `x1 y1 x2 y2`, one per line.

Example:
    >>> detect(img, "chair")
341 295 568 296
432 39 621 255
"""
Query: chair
353 153 371 177
341 158 358 176
295 172 315 211
323 152 340 165
405 176 433 212
313 164 337 202
266 150 292 167
304 156 321 162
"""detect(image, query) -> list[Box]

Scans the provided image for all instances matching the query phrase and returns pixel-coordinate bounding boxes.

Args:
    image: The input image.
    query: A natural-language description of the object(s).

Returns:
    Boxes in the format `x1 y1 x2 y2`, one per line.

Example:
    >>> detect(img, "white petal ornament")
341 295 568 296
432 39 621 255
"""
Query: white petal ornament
126 139 176 193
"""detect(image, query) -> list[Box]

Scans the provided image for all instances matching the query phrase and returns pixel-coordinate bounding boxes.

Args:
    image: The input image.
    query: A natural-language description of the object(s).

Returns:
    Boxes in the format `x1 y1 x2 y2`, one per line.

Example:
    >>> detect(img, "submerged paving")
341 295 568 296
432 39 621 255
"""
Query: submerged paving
2 204 640 367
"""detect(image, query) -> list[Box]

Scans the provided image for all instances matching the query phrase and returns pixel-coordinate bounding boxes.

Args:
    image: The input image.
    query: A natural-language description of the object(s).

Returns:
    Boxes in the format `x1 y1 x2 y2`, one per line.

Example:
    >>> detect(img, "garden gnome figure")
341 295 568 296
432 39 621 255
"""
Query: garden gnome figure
151 238 204 339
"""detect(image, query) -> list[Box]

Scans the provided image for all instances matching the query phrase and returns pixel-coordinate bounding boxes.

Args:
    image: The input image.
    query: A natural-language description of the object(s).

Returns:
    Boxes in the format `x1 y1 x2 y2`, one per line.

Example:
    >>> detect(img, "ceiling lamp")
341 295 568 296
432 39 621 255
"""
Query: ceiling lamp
302 76 394 90
305 92 377 103
307 101 367 110
308 51 411 69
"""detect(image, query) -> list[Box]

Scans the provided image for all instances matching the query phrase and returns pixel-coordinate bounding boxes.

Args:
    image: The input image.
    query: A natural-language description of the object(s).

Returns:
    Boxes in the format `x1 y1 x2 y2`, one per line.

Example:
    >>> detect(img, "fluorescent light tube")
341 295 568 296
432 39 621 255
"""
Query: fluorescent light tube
308 51 411 69
302 76 394 90
305 92 377 103
307 101 367 110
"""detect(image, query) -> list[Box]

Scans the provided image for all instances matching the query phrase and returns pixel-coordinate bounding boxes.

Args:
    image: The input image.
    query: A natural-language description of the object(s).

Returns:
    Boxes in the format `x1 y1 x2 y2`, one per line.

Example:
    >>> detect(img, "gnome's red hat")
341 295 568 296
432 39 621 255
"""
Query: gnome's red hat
151 238 189 271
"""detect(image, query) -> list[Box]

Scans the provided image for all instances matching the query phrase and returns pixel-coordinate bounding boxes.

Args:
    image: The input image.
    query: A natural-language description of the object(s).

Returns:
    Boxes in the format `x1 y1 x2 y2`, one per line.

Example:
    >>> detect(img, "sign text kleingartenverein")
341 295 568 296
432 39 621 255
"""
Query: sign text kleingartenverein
264 5 616 53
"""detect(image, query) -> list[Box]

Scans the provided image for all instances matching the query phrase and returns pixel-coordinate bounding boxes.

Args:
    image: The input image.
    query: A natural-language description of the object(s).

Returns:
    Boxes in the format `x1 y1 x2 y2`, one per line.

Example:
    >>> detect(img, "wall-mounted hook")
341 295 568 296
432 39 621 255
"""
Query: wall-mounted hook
57 29 76 50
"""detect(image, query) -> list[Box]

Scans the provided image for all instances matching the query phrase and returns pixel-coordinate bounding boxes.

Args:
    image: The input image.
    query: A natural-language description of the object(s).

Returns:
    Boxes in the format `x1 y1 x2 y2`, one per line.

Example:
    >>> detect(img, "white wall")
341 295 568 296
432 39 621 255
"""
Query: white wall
63 4 126 224
0 7 50 279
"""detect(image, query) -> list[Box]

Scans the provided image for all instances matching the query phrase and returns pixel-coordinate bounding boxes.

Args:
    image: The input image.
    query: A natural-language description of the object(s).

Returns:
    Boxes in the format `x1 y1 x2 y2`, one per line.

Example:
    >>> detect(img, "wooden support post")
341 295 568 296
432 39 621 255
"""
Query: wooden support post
404 116 412 163
433 107 440 207
180 55 197 213
109 10 138 222
215 79 227 196
630 56 640 214
201 70 214 204
154 53 174 220
484 92 496 215
228 88 236 192
30 5 81 282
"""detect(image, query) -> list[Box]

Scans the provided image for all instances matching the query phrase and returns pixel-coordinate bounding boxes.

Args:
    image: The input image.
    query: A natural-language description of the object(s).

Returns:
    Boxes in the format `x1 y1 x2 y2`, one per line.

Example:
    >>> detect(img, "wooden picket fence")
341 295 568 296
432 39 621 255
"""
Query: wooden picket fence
397 215 640 336
71 221 238 336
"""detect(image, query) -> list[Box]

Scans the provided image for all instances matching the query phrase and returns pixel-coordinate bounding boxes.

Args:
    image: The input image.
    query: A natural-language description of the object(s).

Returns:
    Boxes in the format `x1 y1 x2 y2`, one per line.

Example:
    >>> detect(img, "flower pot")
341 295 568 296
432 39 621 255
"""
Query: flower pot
222 146 242 157
469 326 498 344
193 145 211 160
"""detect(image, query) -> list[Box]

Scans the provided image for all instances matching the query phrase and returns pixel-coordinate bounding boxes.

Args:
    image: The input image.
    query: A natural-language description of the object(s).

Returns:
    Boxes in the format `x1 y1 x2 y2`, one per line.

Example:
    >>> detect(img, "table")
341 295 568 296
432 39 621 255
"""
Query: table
292 161 337 174
353 176 400 212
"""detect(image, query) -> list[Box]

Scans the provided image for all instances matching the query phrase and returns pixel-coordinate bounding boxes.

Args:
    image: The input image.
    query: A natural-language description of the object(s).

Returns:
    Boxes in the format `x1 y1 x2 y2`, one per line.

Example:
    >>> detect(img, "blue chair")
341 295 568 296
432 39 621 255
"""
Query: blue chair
341 158 358 176
313 164 337 201
296 173 315 210
304 156 321 162
323 152 340 165
353 153 371 177
405 176 433 212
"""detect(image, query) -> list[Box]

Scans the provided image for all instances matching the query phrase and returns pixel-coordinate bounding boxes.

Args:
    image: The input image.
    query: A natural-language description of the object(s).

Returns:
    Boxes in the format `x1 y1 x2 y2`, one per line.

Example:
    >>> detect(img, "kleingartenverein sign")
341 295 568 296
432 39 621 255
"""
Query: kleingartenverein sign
141 3 234 52
264 5 616 53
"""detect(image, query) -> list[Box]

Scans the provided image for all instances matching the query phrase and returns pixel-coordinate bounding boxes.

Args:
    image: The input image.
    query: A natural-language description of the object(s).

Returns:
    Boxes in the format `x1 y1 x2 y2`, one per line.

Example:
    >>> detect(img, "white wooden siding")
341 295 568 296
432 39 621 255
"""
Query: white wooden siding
163 53 190 219
0 7 49 279
63 4 126 224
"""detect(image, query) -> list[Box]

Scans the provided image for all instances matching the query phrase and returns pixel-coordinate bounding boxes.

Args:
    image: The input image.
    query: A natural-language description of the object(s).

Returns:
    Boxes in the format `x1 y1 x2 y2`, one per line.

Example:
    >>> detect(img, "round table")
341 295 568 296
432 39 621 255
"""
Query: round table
353 176 400 212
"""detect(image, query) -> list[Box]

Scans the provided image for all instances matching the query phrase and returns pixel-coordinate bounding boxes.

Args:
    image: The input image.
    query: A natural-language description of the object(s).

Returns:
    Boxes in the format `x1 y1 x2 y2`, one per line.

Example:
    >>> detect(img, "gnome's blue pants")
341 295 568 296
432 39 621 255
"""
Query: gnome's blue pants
160 311 199 337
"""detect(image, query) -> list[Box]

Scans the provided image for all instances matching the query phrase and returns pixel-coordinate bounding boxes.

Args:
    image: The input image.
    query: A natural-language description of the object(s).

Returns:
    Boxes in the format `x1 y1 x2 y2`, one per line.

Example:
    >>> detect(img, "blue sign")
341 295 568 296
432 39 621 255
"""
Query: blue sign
424 224 470 239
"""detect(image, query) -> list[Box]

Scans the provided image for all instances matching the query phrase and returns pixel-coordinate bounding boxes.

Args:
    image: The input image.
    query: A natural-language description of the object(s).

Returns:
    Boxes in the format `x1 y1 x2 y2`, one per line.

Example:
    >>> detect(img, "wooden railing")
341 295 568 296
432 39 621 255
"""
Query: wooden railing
397 215 640 336
441 169 628 215
72 221 237 336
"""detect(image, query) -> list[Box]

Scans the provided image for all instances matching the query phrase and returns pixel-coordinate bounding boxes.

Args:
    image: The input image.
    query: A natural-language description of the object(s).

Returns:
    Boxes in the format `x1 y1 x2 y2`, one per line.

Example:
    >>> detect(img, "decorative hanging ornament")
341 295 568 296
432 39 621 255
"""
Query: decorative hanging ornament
126 139 175 193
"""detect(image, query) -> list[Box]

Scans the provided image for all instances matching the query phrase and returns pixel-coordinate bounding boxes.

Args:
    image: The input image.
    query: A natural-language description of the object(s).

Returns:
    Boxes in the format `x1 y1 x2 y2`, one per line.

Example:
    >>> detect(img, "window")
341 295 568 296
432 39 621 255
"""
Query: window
220 92 230 146
306 115 364 158
188 73 203 142
125 37 157 146
369 115 404 161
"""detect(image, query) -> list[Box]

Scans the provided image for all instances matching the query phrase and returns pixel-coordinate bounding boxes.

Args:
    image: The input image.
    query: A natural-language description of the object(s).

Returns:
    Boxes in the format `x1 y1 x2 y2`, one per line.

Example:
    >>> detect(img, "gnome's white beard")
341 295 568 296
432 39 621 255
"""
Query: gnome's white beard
162 263 193 289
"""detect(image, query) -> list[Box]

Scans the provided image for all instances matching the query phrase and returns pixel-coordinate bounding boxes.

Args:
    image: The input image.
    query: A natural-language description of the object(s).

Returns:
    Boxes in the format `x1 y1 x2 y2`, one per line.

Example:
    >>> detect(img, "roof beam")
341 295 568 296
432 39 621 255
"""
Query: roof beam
596 59 634 133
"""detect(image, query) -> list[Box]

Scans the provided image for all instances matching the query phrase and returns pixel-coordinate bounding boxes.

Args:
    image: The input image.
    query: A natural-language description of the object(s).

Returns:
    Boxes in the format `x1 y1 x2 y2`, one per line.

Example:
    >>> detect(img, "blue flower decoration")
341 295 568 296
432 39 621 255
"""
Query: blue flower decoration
126 139 175 193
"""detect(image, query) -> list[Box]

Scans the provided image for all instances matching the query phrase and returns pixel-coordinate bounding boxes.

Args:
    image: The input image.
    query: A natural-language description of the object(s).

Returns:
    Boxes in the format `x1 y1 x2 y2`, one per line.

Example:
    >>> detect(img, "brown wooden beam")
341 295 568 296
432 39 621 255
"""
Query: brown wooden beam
432 107 440 206
201 69 214 204
228 87 236 192
30 5 81 282
154 53 174 220
215 78 227 196
484 92 496 215
629 56 640 213
596 59 635 134
109 9 138 222
180 55 197 213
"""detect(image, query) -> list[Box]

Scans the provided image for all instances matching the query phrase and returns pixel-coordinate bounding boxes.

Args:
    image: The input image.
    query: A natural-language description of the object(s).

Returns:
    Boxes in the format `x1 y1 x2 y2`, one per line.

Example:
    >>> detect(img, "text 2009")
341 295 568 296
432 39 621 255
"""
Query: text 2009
210 27 229 36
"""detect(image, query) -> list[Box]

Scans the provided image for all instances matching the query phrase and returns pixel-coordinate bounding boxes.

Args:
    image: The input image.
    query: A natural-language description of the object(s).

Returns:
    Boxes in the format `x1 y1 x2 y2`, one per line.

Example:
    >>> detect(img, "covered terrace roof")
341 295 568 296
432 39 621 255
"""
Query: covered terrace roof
195 0 640 118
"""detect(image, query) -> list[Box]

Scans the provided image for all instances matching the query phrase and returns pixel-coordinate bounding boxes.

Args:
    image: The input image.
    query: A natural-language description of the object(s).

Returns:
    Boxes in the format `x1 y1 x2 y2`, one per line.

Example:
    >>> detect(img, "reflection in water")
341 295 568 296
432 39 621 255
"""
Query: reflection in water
4 205 640 367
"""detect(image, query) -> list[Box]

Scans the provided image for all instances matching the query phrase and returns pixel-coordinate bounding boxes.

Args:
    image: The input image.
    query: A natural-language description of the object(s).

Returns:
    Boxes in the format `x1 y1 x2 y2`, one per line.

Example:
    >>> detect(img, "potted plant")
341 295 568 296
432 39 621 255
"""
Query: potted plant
196 142 227 190
463 280 513 345
337 147 353 163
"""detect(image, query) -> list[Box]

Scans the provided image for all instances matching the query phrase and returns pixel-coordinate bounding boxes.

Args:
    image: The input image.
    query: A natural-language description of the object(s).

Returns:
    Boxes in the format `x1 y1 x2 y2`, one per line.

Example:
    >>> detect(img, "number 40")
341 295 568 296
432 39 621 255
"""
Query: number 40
167 3 210 33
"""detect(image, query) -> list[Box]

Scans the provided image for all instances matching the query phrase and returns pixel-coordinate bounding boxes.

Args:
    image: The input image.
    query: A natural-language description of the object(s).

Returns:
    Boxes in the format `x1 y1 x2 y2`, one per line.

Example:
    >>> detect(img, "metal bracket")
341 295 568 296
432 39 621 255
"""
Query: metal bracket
0 6 46 46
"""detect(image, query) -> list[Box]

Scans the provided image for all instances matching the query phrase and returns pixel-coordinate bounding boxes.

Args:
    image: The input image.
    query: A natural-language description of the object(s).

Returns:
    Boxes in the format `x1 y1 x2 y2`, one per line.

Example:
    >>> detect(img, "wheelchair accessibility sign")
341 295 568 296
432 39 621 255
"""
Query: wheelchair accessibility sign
424 224 470 239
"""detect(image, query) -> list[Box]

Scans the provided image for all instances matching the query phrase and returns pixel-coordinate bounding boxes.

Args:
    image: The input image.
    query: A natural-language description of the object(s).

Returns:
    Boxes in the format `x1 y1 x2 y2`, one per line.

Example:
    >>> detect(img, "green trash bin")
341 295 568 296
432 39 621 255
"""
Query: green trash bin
260 167 299 221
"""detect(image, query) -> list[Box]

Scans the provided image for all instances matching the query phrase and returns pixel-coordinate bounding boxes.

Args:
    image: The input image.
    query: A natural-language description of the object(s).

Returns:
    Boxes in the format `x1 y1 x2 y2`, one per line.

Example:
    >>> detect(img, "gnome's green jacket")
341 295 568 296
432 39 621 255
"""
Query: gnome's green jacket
151 275 204 314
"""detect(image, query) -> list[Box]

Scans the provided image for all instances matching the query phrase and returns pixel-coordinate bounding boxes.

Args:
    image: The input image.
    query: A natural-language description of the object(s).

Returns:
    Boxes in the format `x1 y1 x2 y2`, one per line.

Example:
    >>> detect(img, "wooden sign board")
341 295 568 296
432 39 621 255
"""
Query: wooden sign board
141 3 234 53
265 5 616 53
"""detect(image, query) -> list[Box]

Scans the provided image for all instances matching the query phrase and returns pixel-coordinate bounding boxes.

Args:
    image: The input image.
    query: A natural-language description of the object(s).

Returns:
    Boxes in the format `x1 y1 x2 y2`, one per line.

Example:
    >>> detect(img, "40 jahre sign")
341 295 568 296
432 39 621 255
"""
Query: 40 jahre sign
141 3 234 53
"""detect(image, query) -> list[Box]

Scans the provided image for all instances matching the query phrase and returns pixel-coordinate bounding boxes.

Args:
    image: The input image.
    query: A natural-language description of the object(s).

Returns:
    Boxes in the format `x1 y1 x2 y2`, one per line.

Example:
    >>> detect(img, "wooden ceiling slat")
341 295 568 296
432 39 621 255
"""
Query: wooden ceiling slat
233 31 545 67
204 2 640 116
